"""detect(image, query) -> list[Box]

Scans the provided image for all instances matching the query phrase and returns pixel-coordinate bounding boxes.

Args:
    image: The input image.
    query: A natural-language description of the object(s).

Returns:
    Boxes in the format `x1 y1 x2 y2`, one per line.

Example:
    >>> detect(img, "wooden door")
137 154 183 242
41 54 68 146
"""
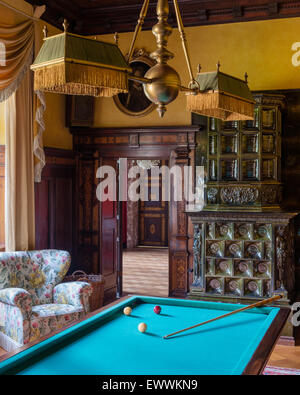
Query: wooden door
139 160 169 247
100 158 120 302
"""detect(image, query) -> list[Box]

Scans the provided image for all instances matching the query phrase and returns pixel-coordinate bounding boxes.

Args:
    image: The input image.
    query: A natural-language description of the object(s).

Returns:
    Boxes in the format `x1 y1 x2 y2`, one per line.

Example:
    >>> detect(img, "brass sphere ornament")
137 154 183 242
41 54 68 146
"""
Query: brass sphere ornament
143 64 181 118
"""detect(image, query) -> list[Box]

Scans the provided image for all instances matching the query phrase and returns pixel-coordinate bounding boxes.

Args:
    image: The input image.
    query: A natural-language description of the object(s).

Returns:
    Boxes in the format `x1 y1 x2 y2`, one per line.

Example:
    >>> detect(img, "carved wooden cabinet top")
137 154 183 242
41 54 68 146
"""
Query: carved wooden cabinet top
198 93 286 212
188 211 298 224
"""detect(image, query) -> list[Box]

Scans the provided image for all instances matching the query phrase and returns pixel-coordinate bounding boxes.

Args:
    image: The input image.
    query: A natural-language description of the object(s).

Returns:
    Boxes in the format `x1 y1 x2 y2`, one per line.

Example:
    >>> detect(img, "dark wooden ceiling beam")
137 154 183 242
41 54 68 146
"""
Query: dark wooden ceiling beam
25 0 300 35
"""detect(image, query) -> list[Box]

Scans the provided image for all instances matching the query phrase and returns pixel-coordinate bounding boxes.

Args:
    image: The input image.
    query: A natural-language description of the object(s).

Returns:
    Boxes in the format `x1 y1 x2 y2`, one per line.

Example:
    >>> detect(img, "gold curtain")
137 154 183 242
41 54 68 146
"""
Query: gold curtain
0 19 46 183
5 70 35 251
0 18 43 250
0 20 34 101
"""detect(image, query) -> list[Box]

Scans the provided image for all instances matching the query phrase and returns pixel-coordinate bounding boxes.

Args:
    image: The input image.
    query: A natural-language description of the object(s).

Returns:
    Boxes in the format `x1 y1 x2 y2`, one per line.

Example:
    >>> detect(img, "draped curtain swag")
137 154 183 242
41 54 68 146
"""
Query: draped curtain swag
0 20 33 102
0 19 46 182
0 11 46 251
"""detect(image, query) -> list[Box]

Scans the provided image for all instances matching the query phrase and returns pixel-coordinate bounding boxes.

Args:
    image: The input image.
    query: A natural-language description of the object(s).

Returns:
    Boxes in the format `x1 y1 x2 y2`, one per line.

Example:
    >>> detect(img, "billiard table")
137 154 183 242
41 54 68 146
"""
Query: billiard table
0 296 289 375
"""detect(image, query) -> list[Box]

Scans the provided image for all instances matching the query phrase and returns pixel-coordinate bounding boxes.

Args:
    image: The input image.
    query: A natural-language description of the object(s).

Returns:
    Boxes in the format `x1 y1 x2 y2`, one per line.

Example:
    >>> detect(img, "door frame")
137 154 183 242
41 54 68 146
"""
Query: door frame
72 126 199 298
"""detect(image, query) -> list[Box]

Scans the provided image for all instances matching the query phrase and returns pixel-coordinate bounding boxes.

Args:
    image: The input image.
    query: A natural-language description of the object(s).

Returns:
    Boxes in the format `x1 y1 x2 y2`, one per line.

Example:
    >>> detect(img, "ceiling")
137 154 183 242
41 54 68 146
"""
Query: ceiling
26 0 300 35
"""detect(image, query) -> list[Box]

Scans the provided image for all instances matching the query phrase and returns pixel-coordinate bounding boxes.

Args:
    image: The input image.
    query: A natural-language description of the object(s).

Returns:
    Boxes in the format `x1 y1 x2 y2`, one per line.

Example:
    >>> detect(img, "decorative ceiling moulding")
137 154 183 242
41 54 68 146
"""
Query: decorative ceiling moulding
31 1 255 121
26 1 300 35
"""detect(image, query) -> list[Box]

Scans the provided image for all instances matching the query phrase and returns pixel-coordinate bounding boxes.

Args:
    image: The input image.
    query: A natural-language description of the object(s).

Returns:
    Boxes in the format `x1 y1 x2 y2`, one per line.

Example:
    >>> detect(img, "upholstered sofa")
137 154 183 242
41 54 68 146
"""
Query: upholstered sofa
0 250 92 352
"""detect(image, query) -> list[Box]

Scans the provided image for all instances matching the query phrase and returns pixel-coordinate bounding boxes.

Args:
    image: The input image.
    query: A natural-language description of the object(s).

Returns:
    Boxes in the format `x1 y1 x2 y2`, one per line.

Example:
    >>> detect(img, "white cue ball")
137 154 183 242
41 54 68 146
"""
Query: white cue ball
123 307 132 316
138 323 147 333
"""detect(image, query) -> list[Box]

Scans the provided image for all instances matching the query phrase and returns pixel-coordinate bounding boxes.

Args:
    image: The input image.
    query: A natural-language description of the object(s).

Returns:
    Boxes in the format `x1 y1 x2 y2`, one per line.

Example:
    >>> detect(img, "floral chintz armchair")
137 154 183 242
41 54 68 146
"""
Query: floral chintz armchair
0 250 92 352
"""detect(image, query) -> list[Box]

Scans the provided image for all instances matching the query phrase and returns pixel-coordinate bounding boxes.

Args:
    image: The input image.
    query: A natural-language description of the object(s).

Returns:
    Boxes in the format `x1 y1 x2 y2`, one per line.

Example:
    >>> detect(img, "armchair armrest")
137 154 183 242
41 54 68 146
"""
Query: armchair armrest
0 288 32 319
53 282 92 313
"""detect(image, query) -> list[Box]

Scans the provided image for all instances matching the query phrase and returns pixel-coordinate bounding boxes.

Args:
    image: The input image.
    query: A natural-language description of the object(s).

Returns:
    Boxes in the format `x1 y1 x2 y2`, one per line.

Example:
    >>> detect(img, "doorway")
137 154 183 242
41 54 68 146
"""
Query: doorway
122 158 169 297
76 125 197 303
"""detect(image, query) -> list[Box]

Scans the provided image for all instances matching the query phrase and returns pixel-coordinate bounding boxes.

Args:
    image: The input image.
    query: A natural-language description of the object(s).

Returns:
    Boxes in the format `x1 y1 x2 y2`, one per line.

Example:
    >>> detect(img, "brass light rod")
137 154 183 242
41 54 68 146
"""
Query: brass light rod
180 85 198 93
128 75 152 84
128 75 196 94
172 0 195 84
127 0 150 62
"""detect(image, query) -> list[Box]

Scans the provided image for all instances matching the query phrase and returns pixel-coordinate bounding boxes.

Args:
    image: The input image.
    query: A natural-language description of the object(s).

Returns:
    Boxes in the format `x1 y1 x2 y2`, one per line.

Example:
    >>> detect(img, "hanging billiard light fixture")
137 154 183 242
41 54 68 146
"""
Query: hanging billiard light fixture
31 0 255 120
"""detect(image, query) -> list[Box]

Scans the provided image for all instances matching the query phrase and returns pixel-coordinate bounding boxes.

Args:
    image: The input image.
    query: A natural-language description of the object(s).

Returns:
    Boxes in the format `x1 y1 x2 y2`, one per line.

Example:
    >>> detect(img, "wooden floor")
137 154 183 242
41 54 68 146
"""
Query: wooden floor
122 247 169 297
1 247 299 371
268 345 300 369
0 347 5 358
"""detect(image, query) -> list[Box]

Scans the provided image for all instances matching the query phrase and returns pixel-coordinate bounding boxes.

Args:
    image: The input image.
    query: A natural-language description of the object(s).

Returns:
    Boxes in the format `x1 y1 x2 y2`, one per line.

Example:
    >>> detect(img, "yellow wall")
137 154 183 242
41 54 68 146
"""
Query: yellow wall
0 0 72 149
94 17 300 127
0 0 33 146
38 25 73 150
1 0 300 143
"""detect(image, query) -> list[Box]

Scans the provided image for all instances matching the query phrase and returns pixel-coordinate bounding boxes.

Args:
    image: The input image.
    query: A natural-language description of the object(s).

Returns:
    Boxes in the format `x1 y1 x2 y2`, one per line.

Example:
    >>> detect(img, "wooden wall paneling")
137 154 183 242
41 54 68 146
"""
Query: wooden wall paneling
35 148 77 272
34 177 49 249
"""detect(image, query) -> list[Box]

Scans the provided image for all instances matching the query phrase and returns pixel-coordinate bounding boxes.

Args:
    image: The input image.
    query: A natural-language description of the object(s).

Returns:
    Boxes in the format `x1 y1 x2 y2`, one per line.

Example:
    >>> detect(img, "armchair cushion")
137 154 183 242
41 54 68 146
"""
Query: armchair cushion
32 304 83 317
0 250 91 351
0 250 71 306
0 288 32 345
53 282 92 313
0 288 32 318
27 250 71 305
30 305 85 343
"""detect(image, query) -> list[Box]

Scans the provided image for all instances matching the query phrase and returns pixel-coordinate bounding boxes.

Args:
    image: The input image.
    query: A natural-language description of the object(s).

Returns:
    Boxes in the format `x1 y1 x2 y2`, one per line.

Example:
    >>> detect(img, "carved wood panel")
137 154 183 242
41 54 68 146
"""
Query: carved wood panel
26 0 300 36
139 160 169 247
35 148 77 272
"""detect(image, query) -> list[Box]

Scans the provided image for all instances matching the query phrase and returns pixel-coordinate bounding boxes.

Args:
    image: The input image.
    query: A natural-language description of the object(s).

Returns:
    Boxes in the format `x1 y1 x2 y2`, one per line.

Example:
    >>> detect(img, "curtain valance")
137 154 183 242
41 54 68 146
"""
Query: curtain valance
0 20 34 102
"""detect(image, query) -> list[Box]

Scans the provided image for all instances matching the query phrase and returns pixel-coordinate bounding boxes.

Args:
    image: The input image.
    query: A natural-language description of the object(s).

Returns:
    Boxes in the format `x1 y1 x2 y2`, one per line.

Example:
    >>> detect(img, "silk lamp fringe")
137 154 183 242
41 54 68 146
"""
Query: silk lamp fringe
33 62 129 97
187 91 255 121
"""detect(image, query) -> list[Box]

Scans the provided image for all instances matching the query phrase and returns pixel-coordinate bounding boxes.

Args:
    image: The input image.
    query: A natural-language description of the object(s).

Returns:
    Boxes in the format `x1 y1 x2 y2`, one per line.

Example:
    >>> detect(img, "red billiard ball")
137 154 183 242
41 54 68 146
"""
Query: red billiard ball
154 305 161 314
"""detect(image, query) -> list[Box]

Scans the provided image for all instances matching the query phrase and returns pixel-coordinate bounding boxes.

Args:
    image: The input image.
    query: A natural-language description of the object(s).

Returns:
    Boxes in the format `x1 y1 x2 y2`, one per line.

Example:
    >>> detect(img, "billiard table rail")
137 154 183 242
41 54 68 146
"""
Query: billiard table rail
0 296 291 376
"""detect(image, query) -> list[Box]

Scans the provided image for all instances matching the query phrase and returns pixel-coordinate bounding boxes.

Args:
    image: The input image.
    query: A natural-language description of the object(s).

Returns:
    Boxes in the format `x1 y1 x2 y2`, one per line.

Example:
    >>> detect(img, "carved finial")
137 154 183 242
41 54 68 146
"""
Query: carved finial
245 72 249 84
43 25 48 39
63 19 69 32
157 104 167 118
114 32 119 46
197 64 202 74
217 61 221 72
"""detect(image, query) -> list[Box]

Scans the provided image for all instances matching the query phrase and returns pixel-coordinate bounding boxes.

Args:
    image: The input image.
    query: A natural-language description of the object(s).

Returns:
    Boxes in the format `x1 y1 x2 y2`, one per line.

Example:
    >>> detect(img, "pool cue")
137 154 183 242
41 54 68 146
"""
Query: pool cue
163 294 283 339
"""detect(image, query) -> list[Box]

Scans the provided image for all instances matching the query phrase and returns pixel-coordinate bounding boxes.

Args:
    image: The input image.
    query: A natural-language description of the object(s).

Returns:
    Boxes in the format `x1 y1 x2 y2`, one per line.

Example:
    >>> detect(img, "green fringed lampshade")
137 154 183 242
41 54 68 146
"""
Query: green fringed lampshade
31 32 131 97
187 71 255 121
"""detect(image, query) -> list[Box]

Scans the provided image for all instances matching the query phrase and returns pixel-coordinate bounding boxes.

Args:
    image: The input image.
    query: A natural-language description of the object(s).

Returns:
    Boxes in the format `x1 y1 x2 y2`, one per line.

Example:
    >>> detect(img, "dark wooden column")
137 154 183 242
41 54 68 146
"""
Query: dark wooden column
169 147 190 296
168 128 196 297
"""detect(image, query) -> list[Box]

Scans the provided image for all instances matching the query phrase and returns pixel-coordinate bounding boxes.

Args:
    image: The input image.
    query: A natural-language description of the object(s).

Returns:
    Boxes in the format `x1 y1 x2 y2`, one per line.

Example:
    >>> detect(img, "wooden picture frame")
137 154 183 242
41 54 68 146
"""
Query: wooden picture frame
113 48 156 117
